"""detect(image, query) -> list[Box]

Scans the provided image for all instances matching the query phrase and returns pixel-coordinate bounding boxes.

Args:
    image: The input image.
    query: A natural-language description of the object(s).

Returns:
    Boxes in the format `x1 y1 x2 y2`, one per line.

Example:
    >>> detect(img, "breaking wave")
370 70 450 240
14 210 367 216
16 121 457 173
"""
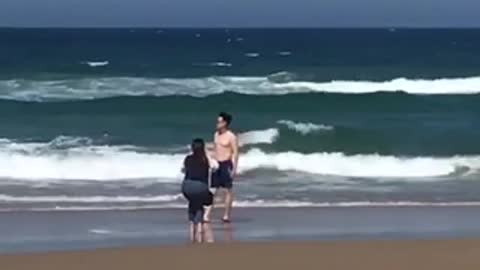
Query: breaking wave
81 61 109 67
0 137 479 181
2 75 480 101
277 120 334 135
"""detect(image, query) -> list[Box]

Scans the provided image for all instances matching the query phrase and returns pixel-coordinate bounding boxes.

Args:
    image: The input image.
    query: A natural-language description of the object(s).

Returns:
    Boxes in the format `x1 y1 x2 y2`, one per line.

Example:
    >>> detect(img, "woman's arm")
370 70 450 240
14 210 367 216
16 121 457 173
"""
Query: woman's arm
181 156 187 174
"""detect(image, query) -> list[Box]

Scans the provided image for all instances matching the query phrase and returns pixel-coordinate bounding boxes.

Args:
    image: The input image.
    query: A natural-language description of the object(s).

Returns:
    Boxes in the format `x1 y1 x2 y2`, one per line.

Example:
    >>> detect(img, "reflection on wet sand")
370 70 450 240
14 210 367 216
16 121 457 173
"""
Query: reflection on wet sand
203 222 233 243
203 223 214 243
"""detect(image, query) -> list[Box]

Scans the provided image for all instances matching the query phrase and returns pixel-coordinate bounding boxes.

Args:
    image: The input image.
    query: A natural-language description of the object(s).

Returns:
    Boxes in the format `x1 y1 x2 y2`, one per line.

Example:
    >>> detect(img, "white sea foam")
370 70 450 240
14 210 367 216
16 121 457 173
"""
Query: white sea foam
240 149 480 178
0 136 135 154
238 128 279 146
165 129 279 149
89 229 113 234
232 200 480 208
82 61 109 67
267 71 297 83
245 52 260 58
274 77 480 94
277 51 292 56
0 194 182 203
2 200 480 212
277 120 334 135
0 136 479 180
202 62 233 67
0 137 182 180
0 146 184 180
2 76 480 101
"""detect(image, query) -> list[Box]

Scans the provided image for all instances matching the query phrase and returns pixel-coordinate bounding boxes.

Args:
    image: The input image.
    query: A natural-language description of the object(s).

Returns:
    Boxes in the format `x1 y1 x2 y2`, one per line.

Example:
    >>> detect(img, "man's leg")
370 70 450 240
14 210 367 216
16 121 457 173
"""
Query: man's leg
223 188 234 221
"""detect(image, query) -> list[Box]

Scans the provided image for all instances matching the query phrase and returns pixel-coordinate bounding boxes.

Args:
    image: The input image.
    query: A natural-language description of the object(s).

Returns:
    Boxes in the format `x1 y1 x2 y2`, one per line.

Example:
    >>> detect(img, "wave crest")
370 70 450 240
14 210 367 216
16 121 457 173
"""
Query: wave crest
0 137 479 180
240 149 480 178
2 75 480 101
81 61 109 67
238 128 279 146
277 120 334 135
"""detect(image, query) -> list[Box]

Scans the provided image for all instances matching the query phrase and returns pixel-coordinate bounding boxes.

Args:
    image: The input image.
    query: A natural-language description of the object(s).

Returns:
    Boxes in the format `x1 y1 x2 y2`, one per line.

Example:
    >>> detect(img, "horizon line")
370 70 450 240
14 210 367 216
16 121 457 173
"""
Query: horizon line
1 26 480 30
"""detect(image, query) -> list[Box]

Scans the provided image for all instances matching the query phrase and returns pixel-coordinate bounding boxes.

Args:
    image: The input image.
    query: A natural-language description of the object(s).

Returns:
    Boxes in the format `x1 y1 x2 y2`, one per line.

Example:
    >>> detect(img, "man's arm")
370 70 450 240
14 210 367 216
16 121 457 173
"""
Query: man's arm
231 133 239 178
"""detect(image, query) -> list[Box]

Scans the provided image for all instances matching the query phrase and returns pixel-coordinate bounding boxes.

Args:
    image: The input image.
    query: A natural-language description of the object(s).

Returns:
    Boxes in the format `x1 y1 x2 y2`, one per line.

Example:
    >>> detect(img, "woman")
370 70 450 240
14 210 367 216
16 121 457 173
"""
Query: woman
181 138 216 243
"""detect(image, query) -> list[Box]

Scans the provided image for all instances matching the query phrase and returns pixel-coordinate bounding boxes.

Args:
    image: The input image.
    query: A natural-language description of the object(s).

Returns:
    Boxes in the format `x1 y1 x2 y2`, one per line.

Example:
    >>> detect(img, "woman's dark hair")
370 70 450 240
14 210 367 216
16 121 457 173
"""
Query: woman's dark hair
191 138 207 164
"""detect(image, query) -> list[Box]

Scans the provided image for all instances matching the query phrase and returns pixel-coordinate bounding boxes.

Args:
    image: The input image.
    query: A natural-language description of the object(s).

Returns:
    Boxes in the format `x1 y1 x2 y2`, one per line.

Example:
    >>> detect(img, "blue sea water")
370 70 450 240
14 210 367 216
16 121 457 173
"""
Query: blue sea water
0 28 480 211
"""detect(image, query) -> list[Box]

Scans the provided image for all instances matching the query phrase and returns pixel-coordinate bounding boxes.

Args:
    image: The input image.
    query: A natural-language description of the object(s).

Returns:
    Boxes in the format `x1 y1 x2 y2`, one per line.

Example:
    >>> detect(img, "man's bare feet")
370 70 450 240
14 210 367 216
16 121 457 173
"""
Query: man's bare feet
222 218 231 223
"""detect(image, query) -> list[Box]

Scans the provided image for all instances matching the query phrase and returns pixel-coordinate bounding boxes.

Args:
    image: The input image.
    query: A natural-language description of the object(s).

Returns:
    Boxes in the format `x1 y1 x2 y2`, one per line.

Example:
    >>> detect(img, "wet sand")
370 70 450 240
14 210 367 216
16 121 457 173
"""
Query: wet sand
2 206 480 253
1 239 480 270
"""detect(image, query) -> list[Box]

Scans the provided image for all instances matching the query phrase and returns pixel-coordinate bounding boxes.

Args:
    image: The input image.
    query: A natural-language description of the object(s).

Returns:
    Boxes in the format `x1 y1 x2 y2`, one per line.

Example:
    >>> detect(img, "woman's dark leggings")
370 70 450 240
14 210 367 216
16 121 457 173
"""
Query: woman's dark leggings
182 179 212 224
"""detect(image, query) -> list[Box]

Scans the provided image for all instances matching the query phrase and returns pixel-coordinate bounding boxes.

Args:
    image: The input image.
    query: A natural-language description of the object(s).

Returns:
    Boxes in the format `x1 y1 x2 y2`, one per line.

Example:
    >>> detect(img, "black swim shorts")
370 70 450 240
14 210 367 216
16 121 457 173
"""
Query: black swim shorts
211 160 234 189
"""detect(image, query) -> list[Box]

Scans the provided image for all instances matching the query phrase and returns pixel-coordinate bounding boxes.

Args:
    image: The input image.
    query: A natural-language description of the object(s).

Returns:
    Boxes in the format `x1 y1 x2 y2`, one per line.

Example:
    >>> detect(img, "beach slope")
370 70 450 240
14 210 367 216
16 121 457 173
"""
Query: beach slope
2 239 480 270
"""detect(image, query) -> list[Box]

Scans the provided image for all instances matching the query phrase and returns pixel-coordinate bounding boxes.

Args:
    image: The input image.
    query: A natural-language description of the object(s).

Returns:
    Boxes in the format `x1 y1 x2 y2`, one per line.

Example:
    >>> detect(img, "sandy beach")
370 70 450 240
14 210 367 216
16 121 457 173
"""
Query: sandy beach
2 25 480 270
1 207 480 269
1 239 480 270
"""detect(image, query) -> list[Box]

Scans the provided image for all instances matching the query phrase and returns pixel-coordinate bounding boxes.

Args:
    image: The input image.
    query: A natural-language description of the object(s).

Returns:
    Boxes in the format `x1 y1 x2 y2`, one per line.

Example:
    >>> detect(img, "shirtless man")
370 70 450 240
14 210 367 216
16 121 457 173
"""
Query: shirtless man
204 112 239 223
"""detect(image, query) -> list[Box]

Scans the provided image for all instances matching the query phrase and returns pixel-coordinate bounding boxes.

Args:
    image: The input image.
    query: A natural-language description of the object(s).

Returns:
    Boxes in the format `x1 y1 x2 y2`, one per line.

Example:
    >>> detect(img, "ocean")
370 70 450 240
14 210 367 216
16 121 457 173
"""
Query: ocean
1 28 480 212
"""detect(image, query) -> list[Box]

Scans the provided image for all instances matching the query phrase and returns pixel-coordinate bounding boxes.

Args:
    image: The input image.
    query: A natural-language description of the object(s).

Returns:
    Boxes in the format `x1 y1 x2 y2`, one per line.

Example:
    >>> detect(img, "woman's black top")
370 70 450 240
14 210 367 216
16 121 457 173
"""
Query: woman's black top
183 154 209 184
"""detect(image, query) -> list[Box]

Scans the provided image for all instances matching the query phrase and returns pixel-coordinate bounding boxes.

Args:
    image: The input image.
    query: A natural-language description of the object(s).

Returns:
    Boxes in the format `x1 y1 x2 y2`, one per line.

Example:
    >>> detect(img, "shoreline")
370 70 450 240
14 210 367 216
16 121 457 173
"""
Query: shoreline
2 206 480 253
5 202 480 213
2 239 480 270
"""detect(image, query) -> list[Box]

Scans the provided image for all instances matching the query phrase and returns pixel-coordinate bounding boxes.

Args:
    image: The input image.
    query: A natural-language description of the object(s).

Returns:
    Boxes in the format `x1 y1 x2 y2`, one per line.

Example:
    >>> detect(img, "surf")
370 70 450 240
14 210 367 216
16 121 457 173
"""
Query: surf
0 139 479 180
2 75 480 101
277 120 334 135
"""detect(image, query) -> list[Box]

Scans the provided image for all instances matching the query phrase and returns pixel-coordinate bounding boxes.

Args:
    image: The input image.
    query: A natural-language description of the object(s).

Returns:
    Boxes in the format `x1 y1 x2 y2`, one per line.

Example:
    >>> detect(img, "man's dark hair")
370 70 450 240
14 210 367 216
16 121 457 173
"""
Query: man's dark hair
219 112 233 126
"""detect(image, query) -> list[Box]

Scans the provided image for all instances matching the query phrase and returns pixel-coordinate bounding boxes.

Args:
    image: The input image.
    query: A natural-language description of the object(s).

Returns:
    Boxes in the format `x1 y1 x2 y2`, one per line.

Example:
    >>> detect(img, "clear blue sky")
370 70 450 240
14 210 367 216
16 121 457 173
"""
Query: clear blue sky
1 0 479 27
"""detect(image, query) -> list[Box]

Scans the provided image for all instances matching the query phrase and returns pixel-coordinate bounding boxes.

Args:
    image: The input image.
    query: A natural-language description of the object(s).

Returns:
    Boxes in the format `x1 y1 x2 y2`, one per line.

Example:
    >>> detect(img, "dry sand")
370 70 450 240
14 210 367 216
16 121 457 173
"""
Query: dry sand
2 239 480 270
